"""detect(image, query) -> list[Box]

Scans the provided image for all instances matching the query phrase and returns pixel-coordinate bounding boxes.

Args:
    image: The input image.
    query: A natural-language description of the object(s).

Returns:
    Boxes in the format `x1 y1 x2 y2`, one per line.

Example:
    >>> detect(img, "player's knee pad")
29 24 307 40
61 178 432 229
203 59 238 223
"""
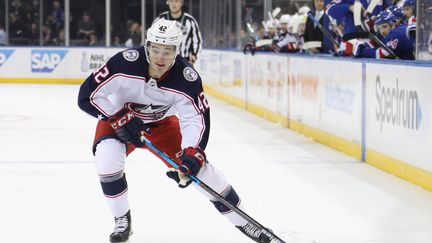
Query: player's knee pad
94 138 127 175
100 172 128 198
210 185 240 214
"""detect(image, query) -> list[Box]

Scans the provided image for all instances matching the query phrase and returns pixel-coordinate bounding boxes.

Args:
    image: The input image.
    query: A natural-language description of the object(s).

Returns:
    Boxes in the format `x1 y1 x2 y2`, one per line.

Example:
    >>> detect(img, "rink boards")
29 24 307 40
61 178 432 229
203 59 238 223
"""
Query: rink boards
196 50 432 192
0 47 431 191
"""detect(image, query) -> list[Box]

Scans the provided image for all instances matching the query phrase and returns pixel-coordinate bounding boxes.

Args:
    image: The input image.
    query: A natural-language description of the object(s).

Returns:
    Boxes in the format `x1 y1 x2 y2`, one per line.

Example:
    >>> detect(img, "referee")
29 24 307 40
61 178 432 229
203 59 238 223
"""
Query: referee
154 0 202 64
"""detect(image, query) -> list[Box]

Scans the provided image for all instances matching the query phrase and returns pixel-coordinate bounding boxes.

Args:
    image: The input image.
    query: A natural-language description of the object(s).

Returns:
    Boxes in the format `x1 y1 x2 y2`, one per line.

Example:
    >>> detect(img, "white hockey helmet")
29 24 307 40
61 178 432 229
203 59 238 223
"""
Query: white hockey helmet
279 14 291 24
146 18 183 48
145 18 183 64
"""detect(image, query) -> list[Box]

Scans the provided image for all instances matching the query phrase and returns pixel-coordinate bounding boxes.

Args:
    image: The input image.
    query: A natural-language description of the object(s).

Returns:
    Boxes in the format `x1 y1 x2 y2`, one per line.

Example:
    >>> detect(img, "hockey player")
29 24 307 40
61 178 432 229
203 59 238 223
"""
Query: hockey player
77 19 274 243
273 14 299 52
403 0 416 20
402 0 416 49
339 10 414 59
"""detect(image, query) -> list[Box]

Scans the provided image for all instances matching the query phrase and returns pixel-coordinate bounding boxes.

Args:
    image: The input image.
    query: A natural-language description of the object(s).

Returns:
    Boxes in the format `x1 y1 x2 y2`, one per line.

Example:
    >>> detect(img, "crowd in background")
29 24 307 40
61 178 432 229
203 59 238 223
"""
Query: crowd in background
6 0 65 45
244 0 419 60
0 0 426 60
2 0 145 47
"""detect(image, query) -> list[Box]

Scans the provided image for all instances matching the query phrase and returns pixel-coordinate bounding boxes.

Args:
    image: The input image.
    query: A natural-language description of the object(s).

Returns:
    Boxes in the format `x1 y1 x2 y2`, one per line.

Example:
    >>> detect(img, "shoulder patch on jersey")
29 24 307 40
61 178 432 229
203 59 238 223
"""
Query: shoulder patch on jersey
123 50 139 62
183 67 198 82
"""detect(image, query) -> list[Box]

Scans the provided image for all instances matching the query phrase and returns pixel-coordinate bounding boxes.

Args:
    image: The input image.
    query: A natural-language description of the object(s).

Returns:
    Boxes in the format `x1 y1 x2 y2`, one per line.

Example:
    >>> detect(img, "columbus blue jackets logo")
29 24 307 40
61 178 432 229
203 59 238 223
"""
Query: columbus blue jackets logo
183 67 198 82
126 103 172 120
123 50 139 62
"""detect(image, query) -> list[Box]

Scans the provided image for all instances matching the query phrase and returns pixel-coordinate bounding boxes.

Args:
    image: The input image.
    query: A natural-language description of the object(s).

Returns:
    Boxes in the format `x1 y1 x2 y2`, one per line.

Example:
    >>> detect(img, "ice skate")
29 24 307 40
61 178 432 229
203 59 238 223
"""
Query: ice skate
110 210 132 243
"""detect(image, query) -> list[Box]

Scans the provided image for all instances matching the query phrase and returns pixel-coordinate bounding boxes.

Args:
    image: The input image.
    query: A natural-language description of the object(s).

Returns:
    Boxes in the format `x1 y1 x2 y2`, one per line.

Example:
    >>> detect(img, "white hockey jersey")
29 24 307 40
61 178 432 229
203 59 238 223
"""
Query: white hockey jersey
78 47 210 150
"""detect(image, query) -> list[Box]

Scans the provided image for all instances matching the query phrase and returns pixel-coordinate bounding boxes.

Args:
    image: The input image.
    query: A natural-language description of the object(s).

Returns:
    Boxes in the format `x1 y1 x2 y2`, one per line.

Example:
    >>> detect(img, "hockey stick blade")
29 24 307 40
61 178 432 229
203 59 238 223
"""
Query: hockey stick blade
246 23 258 44
353 1 363 27
366 0 380 15
141 136 288 243
272 7 281 18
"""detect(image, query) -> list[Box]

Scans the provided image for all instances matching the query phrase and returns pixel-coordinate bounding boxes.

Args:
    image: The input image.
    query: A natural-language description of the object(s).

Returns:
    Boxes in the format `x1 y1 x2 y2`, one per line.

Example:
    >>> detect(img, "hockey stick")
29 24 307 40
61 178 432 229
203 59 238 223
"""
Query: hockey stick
272 7 281 19
353 1 364 28
141 136 287 243
246 22 258 44
307 12 340 54
366 0 380 16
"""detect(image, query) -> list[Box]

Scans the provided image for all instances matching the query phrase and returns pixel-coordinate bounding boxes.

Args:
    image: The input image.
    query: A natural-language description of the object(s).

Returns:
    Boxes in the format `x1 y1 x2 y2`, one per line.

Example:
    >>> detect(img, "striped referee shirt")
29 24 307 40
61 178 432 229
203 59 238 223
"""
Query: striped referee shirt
154 11 202 60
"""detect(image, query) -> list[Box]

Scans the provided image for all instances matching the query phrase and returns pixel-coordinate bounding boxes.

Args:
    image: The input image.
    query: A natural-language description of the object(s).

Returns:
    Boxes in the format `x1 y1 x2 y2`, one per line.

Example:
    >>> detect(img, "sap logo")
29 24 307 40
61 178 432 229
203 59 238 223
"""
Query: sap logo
31 49 68 72
0 49 15 68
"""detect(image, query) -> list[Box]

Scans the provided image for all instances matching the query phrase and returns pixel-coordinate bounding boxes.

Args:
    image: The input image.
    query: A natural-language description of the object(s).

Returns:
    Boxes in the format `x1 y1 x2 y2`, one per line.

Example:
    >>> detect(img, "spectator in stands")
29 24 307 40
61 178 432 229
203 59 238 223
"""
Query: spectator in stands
53 28 65 46
0 23 8 46
112 36 123 47
88 33 99 46
42 24 53 46
77 12 96 39
30 0 39 16
124 22 141 48
10 0 25 20
9 13 25 39
44 15 57 37
50 0 64 36
28 22 39 45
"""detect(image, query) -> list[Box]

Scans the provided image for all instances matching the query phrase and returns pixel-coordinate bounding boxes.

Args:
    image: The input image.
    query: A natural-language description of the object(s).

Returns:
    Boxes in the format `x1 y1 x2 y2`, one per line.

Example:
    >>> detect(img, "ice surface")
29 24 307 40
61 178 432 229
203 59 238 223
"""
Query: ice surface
0 83 431 243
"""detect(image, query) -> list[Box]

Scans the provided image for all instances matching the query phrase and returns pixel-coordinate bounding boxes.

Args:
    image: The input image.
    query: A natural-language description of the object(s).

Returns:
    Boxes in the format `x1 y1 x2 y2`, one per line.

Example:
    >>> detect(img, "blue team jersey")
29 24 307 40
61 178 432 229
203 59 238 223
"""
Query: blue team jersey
326 0 390 34
359 24 415 60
